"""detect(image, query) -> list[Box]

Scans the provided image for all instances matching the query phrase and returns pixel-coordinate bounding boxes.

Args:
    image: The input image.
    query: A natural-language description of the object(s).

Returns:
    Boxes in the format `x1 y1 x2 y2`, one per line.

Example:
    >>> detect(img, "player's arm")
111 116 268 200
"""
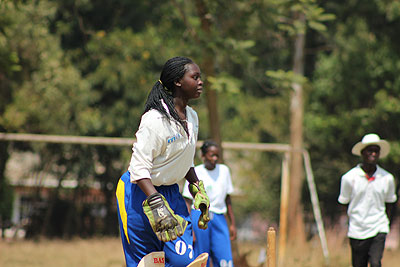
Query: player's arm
137 178 157 196
185 167 199 184
225 195 237 240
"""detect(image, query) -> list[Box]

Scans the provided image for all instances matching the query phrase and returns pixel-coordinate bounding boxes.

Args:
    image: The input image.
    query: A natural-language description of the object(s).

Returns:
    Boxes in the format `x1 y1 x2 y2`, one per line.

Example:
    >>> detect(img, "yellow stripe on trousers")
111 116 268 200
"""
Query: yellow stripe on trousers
116 179 130 244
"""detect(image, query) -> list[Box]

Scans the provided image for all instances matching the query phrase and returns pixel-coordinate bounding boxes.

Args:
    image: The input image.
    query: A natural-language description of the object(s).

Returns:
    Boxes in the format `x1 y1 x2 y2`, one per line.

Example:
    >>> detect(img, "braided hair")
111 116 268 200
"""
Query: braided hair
200 140 218 156
144 56 194 128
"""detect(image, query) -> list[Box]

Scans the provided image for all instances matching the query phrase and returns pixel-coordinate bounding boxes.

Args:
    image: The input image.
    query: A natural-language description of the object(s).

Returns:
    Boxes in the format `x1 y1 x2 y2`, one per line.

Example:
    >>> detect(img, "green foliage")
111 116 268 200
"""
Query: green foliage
305 1 400 222
207 73 242 94
375 0 400 21
220 91 290 143
0 1 93 135
270 0 335 35
3 0 400 237
266 69 309 91
0 0 334 232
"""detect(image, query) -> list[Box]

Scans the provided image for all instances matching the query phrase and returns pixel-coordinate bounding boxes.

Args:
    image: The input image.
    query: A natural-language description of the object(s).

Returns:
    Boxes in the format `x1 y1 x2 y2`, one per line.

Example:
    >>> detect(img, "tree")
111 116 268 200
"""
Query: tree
0 1 100 237
265 0 335 248
306 0 400 223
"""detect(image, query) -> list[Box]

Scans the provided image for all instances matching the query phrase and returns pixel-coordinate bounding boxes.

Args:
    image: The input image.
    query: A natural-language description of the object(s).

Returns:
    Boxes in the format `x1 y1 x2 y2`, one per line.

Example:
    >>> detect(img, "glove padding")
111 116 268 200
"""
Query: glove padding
143 192 188 242
189 181 210 229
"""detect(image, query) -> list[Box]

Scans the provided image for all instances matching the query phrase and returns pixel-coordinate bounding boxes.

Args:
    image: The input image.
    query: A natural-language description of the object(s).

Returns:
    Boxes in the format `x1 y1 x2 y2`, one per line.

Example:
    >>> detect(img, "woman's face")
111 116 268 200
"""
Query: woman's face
176 63 203 100
203 145 219 170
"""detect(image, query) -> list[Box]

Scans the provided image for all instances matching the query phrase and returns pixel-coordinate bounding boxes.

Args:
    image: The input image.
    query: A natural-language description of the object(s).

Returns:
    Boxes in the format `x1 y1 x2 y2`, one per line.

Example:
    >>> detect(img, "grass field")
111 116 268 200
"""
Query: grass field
0 235 399 266
0 237 124 267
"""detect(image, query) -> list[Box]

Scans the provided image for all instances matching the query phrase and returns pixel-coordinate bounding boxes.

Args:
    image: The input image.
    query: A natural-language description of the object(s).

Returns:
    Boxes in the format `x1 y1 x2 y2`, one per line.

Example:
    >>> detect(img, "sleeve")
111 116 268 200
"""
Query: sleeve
338 175 352 204
385 174 397 203
128 113 164 182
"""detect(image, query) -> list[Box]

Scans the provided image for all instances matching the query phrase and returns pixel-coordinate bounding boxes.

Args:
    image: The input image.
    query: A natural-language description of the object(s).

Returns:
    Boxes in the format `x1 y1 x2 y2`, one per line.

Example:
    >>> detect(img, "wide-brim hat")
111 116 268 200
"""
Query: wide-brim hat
352 133 390 158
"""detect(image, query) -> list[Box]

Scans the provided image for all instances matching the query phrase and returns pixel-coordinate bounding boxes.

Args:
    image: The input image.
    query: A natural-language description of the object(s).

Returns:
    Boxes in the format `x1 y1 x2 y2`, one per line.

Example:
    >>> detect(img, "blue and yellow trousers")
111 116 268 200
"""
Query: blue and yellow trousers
116 171 194 267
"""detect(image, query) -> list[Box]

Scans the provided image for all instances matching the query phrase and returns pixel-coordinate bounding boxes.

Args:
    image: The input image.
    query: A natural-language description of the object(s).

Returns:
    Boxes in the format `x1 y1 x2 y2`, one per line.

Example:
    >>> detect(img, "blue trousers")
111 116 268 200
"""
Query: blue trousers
116 171 194 267
192 210 233 267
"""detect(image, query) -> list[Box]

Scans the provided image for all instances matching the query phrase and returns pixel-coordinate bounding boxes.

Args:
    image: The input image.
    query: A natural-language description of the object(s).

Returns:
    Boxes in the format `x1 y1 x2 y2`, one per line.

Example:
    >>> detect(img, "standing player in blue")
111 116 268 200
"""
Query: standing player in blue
183 140 237 267
116 56 210 267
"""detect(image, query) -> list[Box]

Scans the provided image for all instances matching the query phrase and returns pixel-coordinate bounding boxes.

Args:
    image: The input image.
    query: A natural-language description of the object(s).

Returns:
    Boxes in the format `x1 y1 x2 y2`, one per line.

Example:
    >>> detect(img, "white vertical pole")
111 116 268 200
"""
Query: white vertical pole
303 150 329 264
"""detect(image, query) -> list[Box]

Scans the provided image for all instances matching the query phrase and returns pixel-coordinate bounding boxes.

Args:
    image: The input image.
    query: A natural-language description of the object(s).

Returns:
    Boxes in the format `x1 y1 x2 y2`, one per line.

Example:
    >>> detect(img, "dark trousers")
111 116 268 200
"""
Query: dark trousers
349 233 387 267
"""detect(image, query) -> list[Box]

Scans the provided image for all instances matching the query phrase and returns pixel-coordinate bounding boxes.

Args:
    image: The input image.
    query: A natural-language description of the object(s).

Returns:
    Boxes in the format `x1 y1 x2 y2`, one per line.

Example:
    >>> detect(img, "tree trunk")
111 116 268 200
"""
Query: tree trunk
287 13 306 245
194 0 223 161
204 61 222 148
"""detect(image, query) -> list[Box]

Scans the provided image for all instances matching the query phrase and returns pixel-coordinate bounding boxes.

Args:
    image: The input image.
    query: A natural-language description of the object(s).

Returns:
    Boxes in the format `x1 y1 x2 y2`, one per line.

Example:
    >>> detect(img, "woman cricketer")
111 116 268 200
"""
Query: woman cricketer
116 56 210 267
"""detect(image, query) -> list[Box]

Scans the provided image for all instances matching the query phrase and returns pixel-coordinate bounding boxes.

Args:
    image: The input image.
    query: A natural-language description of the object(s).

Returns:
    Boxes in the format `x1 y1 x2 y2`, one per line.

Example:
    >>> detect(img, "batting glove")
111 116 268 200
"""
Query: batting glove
189 181 210 229
142 192 188 242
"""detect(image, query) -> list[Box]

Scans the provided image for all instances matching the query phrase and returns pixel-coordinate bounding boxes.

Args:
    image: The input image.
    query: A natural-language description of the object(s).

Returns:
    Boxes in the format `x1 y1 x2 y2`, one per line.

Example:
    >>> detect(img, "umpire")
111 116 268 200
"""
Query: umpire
338 133 397 267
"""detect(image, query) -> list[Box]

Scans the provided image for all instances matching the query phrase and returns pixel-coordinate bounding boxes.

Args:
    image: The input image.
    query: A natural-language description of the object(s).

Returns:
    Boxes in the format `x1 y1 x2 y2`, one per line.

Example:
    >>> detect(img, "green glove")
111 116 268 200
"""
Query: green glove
142 192 188 242
189 181 210 229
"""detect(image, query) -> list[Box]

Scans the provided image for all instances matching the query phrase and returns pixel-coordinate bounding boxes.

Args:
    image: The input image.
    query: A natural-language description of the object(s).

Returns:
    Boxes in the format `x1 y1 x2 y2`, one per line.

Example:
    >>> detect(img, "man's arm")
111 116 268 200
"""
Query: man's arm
386 203 395 225
340 203 348 215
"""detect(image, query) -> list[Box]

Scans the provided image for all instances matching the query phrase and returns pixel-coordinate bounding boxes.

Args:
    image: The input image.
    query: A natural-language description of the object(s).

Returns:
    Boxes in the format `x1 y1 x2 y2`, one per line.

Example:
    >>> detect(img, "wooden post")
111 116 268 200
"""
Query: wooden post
267 227 276 267
278 152 290 266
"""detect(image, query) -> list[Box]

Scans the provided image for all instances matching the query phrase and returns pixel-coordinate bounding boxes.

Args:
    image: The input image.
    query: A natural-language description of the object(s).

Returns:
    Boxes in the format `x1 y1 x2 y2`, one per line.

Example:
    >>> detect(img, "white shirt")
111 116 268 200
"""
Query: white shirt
338 164 397 239
128 105 199 186
182 164 234 214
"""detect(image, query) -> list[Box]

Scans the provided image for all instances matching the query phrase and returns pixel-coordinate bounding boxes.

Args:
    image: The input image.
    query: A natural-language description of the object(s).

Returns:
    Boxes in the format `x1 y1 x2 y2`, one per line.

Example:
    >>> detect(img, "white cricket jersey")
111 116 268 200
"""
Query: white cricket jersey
182 163 234 214
128 105 198 186
338 164 397 239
